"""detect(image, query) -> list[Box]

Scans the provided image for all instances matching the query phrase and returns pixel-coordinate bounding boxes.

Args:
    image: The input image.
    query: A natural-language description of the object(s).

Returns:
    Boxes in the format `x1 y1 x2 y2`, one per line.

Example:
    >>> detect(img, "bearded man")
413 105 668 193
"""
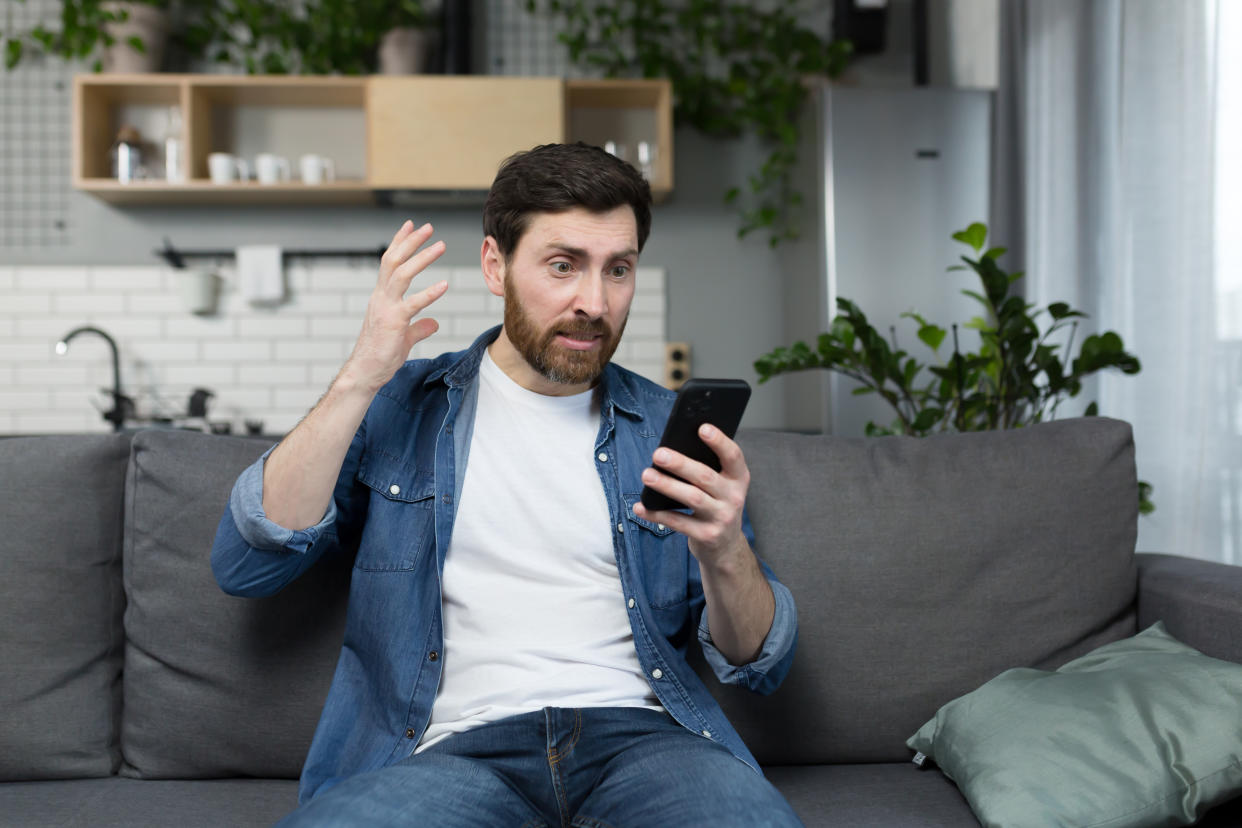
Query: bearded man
212 142 801 827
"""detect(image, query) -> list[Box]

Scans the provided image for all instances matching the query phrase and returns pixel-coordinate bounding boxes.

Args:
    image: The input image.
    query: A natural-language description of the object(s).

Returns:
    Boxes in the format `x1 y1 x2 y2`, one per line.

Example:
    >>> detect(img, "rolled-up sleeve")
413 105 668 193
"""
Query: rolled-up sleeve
228 444 337 555
212 425 365 598
697 574 797 695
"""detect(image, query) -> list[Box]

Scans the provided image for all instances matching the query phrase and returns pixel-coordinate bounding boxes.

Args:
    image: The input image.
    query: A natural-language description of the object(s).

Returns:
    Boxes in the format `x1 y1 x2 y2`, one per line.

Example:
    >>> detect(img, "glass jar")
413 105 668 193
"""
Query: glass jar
110 125 144 183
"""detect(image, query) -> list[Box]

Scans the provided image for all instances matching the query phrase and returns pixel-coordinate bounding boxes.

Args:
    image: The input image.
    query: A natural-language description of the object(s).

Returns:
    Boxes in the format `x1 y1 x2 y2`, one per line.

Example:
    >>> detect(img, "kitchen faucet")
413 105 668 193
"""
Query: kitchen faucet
54 326 133 432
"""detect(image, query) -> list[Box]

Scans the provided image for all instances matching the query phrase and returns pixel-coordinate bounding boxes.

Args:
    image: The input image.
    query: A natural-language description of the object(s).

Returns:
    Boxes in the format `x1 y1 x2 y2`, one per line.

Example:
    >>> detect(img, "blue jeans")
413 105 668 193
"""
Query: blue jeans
275 707 803 827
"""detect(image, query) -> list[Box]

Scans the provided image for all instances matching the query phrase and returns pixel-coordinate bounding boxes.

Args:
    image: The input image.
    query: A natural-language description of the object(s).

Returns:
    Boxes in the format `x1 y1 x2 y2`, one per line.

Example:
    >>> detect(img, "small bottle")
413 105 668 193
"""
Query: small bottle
164 107 184 183
110 126 144 183
637 141 657 181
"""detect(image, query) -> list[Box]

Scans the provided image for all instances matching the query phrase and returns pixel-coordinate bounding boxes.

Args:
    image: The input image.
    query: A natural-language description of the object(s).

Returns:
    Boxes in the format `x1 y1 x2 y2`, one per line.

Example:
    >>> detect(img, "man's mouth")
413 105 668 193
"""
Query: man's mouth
555 331 604 351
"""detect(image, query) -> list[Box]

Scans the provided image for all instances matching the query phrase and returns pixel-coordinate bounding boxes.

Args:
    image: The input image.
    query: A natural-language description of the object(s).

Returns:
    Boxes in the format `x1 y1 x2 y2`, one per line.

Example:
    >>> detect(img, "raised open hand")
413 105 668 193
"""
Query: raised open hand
343 221 449 393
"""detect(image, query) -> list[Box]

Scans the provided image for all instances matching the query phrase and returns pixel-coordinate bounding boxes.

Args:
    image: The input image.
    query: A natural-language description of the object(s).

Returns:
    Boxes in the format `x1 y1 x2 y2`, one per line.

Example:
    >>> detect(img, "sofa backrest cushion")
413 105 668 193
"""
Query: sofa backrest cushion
0 434 131 780
710 417 1140 765
120 430 351 779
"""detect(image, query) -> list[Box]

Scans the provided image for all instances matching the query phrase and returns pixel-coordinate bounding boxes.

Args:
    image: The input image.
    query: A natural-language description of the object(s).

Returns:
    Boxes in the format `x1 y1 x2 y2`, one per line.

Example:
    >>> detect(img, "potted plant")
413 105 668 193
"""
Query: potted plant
527 0 852 247
754 223 1154 513
375 0 432 75
4 0 172 72
183 0 430 76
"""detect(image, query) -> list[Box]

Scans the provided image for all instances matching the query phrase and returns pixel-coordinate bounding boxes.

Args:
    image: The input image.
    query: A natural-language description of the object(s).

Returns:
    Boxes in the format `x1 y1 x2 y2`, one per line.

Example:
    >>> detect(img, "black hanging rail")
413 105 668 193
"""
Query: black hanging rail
154 237 386 269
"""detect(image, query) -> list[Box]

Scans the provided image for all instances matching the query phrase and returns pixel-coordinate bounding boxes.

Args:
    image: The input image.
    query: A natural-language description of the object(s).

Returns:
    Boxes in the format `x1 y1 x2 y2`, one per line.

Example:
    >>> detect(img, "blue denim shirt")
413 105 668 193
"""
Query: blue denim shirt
211 326 798 804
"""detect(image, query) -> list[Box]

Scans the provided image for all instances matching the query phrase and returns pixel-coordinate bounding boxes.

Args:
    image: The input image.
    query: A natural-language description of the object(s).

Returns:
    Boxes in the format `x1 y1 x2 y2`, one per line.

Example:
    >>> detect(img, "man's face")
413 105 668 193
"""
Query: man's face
484 205 639 394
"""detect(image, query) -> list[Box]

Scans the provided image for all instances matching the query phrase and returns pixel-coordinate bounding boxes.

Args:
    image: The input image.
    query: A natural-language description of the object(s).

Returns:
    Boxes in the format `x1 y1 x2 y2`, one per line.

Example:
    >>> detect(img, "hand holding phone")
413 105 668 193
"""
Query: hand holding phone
640 378 751 512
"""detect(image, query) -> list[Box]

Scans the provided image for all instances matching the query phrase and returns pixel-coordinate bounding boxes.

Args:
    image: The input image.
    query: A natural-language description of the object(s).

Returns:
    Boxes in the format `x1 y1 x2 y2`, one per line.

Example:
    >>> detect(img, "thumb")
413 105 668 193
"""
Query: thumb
404 317 439 351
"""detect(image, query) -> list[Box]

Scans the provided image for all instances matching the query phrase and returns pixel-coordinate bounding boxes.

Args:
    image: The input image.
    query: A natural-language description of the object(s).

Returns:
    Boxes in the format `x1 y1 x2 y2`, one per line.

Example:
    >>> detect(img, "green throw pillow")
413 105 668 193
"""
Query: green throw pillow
907 622 1242 827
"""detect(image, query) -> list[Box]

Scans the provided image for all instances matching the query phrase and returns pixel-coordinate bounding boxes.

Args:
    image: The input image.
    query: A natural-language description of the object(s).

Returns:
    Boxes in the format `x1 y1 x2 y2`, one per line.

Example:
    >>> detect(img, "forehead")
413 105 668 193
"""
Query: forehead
516 206 638 256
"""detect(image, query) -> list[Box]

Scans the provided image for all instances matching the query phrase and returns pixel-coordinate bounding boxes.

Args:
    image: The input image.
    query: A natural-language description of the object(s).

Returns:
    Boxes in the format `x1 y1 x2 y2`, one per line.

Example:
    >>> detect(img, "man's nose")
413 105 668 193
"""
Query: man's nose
573 274 607 318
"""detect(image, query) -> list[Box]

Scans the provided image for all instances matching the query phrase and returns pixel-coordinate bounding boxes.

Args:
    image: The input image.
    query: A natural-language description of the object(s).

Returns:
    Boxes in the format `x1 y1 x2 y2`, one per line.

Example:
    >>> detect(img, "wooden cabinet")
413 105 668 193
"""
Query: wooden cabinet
73 74 673 205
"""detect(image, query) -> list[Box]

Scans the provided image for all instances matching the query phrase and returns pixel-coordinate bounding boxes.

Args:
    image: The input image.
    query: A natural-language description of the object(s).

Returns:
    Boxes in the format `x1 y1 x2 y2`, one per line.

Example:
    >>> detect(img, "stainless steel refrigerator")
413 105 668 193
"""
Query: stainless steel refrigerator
776 82 994 435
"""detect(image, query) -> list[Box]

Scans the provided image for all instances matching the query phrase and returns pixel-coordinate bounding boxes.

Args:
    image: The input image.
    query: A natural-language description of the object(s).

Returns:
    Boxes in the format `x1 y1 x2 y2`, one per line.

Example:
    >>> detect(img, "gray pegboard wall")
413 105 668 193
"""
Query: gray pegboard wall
485 0 579 78
0 0 73 250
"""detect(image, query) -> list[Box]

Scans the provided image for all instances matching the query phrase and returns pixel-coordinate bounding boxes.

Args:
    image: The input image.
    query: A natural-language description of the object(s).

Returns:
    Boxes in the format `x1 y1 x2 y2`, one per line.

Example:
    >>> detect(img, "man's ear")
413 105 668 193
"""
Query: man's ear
481 236 505 298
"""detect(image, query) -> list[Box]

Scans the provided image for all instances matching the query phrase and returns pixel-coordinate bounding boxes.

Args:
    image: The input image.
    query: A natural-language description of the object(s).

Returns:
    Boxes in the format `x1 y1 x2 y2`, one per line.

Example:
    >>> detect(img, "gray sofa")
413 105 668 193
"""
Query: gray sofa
3 417 1242 826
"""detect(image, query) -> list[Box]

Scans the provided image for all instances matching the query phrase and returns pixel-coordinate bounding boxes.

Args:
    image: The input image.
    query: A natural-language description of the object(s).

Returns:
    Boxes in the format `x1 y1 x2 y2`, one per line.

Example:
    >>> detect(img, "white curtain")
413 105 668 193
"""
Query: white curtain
998 0 1237 562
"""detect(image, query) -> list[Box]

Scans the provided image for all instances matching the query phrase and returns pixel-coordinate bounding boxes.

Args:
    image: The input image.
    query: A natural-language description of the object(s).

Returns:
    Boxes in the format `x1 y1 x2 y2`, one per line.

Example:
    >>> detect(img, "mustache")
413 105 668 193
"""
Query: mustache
547 319 612 338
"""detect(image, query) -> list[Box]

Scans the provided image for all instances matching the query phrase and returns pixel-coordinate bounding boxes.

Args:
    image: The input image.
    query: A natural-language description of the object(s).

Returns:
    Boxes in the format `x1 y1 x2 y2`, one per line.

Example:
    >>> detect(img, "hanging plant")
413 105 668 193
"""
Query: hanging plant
526 0 852 247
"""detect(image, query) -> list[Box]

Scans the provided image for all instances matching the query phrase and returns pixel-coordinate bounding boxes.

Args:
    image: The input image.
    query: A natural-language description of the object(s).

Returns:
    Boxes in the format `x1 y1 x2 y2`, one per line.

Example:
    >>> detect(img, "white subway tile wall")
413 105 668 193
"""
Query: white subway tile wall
0 263 668 435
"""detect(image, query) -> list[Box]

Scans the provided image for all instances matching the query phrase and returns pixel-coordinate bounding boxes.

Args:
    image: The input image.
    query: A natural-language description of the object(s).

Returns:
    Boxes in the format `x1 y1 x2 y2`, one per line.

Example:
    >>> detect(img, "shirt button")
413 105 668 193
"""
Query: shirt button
389 484 400 496
657 523 666 531
442 494 452 504
617 522 624 533
627 598 635 609
702 730 712 739
428 650 439 662
597 452 608 462
406 728 416 739
651 668 663 680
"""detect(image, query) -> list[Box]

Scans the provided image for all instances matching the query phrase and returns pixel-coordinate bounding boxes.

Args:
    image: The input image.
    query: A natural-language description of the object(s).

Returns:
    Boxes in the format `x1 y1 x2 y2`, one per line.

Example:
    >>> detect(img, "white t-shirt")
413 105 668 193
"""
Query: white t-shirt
416 350 663 752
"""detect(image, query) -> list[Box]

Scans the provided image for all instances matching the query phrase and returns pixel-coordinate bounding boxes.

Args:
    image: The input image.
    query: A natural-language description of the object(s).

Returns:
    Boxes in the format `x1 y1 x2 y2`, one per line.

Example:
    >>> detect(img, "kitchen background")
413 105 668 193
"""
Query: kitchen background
0 0 992 436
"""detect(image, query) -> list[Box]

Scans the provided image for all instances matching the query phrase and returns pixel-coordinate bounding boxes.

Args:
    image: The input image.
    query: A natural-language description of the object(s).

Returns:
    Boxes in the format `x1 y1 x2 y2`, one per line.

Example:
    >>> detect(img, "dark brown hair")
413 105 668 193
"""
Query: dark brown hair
482 142 653 259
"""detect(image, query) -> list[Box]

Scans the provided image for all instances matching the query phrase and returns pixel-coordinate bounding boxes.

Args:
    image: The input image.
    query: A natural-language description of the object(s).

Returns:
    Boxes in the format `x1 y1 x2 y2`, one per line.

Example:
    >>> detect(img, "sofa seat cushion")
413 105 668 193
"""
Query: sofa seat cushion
0 777 297 827
719 418 1140 766
765 763 975 826
121 430 352 779
0 435 131 780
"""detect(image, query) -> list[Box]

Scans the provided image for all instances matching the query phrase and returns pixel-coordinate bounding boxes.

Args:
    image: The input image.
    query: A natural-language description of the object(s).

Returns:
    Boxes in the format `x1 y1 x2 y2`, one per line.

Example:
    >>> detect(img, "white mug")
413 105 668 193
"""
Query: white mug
255 153 291 185
299 154 336 185
207 152 250 184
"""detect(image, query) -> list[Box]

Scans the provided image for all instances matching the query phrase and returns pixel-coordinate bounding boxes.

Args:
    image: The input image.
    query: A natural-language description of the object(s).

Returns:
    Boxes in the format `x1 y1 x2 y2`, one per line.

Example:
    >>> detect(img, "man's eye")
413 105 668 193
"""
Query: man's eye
552 262 572 274
611 266 630 279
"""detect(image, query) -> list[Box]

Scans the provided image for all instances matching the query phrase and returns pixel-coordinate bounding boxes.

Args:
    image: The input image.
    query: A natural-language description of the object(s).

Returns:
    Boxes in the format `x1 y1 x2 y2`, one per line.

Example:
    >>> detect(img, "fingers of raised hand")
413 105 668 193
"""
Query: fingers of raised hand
379 222 439 291
402 278 449 319
380 220 419 275
390 237 447 298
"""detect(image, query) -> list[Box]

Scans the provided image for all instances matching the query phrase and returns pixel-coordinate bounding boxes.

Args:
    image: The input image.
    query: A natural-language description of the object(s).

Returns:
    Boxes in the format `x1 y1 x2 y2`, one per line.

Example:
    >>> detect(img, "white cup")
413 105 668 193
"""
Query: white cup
177 270 223 316
299 154 336 185
207 152 249 184
255 153 291 185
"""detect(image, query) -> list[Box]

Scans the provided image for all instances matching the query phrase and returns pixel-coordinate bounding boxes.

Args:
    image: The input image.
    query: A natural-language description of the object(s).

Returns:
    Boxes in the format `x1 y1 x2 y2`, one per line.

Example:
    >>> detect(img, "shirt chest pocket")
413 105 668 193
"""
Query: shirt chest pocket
355 457 435 572
622 493 689 610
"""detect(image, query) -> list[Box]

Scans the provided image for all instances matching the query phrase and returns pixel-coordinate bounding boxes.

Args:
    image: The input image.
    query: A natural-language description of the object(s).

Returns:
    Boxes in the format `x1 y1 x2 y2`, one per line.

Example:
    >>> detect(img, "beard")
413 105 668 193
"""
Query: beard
503 279 627 387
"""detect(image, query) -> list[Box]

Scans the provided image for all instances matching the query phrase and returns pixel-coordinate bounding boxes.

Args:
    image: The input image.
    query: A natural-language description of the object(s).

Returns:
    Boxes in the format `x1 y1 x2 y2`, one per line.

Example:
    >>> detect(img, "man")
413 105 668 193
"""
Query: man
212 142 801 827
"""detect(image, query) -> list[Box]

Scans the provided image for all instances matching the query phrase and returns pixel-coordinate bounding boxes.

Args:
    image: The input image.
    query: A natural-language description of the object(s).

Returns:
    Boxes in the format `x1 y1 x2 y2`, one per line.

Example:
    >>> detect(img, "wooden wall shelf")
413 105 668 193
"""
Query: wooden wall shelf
73 74 673 206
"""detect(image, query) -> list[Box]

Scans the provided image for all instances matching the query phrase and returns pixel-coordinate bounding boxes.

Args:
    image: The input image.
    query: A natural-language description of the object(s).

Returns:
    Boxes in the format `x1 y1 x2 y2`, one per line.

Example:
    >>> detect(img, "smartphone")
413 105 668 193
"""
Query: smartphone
640 378 752 512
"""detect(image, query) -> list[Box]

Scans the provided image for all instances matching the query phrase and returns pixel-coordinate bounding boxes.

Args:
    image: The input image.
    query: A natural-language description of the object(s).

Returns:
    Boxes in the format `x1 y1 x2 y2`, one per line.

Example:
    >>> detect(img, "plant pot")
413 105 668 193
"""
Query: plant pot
100 2 168 73
378 27 429 75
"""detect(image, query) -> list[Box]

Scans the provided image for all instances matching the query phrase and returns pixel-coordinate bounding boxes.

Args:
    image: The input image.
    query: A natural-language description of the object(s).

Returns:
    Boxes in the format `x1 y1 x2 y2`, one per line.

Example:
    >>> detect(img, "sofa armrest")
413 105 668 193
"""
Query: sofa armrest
1137 552 1242 664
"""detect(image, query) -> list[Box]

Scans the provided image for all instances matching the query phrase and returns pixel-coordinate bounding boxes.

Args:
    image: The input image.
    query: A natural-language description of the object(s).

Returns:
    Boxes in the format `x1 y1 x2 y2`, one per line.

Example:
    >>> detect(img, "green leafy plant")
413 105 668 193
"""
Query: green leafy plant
182 0 429 75
754 222 1153 513
526 0 852 247
4 0 169 72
